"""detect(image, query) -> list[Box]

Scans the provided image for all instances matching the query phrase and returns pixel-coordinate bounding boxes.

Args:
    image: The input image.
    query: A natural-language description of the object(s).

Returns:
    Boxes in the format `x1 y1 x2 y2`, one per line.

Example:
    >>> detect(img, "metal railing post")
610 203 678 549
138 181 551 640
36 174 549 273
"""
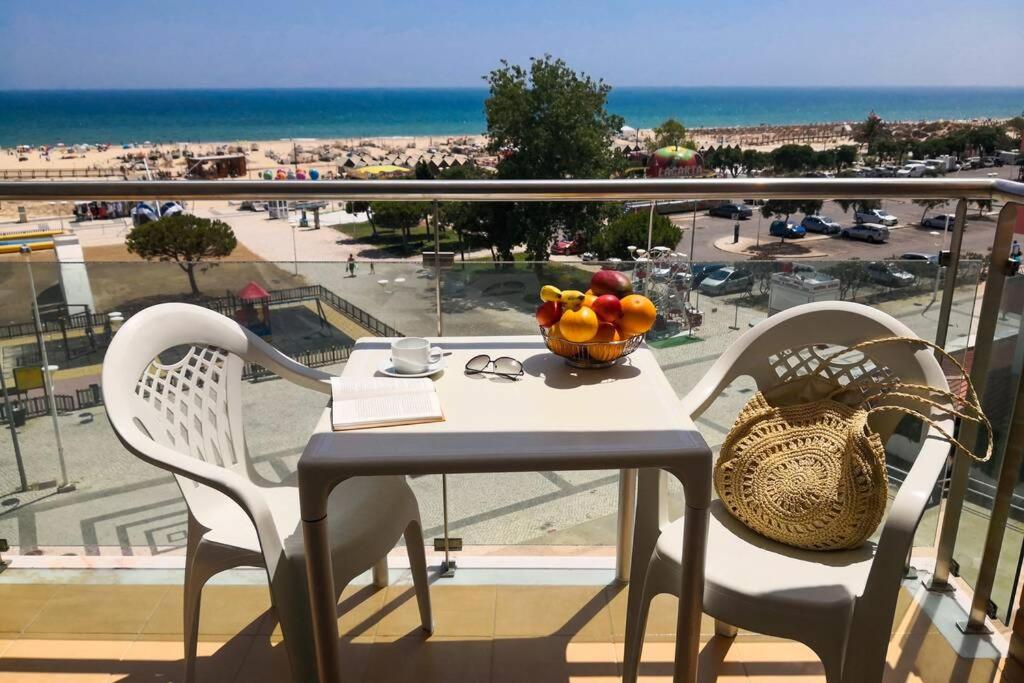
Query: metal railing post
928 202 1018 592
932 199 967 350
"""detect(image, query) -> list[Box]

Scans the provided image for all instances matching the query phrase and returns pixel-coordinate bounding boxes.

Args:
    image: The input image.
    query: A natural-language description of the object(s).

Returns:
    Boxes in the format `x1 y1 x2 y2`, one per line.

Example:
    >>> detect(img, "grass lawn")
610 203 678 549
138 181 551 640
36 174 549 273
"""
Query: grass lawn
331 220 465 256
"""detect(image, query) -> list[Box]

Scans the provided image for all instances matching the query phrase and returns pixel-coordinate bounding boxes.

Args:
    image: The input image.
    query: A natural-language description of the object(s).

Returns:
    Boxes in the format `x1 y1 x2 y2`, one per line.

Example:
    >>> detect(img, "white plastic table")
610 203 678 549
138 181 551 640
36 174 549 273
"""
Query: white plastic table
298 336 712 683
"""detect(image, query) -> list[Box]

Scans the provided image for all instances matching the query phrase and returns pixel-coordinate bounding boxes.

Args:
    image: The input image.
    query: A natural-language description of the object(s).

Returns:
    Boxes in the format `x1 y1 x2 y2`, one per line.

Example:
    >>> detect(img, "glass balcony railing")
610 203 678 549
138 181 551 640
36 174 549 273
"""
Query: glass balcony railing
0 177 1022 634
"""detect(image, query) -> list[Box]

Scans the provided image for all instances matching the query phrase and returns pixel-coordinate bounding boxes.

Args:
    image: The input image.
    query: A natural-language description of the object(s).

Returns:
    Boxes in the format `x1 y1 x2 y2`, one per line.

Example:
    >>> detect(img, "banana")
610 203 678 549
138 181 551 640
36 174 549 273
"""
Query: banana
540 285 562 303
559 289 586 310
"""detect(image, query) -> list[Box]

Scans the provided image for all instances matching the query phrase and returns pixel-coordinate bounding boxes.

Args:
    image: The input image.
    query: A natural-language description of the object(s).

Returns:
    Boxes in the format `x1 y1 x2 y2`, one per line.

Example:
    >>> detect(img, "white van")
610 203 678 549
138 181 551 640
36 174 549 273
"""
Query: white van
896 163 927 178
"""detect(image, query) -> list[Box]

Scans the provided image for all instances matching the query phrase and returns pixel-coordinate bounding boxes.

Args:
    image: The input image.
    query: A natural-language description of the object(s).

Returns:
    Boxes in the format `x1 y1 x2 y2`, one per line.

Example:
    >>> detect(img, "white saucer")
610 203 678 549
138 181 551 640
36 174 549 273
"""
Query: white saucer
377 357 447 378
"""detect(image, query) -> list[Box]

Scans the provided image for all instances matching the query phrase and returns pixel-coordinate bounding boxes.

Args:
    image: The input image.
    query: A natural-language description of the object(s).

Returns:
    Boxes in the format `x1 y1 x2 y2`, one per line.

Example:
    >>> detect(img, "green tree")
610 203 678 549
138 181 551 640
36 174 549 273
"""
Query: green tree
824 261 869 300
484 55 624 260
835 199 881 215
368 202 428 252
125 214 237 296
973 199 993 218
770 144 817 174
834 145 858 170
742 148 770 175
759 200 824 221
854 112 890 153
594 210 682 259
346 201 376 236
437 164 492 260
710 145 743 177
647 118 693 152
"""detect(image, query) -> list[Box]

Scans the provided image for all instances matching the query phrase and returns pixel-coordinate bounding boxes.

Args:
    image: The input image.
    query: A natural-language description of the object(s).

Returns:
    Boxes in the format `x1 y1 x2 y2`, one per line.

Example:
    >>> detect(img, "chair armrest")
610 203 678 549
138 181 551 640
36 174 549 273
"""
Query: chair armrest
242 328 333 395
863 435 951 599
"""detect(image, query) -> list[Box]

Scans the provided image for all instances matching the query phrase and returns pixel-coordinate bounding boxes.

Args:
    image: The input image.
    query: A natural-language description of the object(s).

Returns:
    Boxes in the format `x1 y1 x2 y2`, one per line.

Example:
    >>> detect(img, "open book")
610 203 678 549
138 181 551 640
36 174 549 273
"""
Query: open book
331 377 444 431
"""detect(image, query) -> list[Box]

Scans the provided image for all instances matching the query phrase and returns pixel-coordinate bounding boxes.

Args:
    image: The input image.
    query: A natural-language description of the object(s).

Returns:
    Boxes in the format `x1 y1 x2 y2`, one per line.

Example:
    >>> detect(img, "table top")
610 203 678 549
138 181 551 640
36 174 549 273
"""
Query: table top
299 336 708 483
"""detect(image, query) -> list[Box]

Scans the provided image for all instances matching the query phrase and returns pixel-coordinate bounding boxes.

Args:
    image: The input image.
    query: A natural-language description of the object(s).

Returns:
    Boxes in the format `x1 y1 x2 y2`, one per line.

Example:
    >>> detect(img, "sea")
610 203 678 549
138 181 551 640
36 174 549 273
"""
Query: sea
0 86 1022 147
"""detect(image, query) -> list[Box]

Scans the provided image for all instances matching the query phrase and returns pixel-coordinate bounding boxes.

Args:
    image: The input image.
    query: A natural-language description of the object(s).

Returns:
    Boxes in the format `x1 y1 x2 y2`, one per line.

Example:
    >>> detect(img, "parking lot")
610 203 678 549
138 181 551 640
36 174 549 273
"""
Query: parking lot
671 165 1019 261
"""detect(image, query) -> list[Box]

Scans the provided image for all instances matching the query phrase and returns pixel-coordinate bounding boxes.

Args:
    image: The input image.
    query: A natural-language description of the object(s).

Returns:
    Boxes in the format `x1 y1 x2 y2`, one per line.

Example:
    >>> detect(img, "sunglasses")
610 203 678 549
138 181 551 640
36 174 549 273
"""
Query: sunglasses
464 354 524 380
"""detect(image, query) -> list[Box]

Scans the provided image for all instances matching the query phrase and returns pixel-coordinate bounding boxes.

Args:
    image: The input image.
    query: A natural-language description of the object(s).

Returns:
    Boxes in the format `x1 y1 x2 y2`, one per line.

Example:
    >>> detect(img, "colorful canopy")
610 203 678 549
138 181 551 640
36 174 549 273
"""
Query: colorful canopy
651 146 700 166
237 281 270 301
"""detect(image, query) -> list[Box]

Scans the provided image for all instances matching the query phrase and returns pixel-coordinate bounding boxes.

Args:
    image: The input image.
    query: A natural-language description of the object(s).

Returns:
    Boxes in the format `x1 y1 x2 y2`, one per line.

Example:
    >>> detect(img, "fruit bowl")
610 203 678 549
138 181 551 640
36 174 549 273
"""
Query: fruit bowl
540 326 645 369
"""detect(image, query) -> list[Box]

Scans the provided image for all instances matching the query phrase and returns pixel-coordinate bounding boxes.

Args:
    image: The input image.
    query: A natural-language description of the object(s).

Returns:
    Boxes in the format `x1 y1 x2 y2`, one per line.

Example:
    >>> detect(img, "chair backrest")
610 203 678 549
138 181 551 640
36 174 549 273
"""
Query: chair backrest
102 302 324 511
685 301 952 443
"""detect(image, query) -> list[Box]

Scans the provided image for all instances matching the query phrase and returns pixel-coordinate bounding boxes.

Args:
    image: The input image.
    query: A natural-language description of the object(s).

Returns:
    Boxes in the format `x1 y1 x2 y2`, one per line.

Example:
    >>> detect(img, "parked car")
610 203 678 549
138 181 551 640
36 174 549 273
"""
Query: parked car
800 215 841 235
551 239 581 256
841 223 890 243
690 263 726 287
866 261 916 287
899 252 939 264
580 251 599 261
920 214 961 230
854 209 898 226
790 264 840 286
768 220 806 239
708 202 753 219
698 267 753 295
896 164 927 178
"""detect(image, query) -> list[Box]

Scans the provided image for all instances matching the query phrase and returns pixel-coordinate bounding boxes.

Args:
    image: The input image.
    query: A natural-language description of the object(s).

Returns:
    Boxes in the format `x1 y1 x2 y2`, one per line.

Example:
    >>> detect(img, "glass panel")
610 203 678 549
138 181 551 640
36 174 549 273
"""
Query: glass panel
951 268 1024 622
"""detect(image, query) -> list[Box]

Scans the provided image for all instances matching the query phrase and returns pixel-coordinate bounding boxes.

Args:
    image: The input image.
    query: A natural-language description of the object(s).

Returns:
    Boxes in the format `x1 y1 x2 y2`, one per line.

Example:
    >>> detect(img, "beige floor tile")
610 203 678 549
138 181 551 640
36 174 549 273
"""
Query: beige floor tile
886 630 1001 683
727 640 825 679
494 586 613 641
0 639 130 682
118 637 252 682
614 639 747 683
0 585 61 635
605 587 718 641
263 584 389 642
141 585 270 638
0 639 12 657
25 585 169 637
364 635 491 683
492 637 620 683
376 585 495 637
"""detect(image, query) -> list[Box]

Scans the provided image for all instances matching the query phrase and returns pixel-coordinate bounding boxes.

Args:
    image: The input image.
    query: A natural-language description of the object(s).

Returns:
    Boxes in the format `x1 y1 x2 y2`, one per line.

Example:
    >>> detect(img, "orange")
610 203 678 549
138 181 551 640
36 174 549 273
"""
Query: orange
588 322 622 362
547 323 574 356
618 294 657 336
559 306 600 342
583 292 598 309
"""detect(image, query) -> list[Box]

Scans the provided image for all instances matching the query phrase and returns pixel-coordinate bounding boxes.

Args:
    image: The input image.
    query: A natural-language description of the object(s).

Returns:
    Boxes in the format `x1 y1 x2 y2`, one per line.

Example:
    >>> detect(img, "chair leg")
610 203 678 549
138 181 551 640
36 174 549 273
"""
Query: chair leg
714 619 738 638
622 564 657 683
182 543 204 683
270 554 320 683
372 556 389 588
404 519 433 634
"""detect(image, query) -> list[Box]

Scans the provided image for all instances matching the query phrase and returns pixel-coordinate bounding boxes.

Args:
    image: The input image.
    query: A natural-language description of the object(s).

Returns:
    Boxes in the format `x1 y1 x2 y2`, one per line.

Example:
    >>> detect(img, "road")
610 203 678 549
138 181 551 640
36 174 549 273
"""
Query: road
669 165 1019 262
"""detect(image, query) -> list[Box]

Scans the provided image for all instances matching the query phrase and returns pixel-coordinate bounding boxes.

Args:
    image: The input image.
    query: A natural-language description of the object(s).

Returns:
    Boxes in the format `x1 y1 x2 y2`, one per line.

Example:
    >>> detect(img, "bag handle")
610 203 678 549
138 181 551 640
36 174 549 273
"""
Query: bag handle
820 335 991 462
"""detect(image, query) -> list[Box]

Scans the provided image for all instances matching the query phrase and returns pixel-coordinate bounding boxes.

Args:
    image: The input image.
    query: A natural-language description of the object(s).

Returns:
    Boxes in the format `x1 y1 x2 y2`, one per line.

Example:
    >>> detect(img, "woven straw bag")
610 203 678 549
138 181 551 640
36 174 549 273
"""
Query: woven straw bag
714 336 991 551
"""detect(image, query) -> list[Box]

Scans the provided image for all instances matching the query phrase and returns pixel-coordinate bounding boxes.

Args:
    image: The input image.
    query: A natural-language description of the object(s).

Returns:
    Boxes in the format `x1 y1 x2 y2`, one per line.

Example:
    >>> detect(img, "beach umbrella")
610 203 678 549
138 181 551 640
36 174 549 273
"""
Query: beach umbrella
309 169 320 180
262 170 273 180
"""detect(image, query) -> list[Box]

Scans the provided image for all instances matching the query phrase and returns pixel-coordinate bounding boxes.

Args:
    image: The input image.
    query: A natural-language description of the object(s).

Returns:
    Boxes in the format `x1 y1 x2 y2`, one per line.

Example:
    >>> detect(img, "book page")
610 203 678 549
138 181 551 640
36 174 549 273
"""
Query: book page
331 377 443 430
331 377 432 402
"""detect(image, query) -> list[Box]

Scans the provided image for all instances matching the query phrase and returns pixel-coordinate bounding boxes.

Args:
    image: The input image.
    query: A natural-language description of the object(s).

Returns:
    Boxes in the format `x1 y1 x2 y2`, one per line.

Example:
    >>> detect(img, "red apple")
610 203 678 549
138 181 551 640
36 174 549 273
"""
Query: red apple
591 294 622 323
535 300 563 328
590 269 633 298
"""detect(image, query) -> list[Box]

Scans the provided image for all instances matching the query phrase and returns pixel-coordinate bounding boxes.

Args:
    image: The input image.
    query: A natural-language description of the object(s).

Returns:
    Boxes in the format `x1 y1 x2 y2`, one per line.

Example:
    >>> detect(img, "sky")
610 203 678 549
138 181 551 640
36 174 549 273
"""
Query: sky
1 0 1021 89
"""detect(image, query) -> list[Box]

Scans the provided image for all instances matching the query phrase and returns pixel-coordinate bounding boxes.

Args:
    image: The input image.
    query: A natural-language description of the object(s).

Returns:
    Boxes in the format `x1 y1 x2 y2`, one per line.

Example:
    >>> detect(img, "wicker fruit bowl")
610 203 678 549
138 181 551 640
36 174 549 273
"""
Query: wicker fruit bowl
540 326 644 369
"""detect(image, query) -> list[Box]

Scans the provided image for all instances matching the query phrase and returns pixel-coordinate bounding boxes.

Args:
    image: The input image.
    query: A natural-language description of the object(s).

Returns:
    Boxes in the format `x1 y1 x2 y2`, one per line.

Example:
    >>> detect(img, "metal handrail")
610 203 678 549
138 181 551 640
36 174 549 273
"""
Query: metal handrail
1 177 1022 202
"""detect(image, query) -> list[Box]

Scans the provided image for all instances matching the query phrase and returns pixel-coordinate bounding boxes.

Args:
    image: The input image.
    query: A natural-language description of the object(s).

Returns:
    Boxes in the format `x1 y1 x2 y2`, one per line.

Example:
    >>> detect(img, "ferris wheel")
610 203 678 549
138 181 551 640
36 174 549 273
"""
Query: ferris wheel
625 246 703 337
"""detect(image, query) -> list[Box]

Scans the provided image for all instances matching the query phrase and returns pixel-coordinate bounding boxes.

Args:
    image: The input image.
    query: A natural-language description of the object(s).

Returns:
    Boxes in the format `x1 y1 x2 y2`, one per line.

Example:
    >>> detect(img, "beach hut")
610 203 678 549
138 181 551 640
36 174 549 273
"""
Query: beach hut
185 153 247 179
646 146 703 178
234 281 272 339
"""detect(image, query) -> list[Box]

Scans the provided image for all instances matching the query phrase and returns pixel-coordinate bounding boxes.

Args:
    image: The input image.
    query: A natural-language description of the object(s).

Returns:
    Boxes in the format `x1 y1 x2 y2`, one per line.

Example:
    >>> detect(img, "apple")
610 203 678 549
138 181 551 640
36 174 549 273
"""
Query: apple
535 300 563 328
591 294 622 323
590 269 633 298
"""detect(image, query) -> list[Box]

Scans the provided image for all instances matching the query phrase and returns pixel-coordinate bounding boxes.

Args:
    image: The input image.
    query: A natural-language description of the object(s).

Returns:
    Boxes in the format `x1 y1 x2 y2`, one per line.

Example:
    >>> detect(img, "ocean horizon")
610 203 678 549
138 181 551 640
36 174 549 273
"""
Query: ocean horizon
1 86 1022 147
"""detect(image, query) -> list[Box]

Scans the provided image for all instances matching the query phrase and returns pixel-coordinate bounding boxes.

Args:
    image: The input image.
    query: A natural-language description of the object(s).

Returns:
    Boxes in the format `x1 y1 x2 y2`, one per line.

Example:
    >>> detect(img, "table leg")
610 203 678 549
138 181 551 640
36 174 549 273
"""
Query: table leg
616 468 638 583
302 515 341 683
674 503 709 683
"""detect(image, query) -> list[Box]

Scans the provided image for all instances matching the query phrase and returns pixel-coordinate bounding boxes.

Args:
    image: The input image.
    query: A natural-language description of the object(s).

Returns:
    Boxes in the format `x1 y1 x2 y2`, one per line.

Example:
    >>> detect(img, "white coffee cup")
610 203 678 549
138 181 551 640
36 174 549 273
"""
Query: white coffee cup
391 338 443 374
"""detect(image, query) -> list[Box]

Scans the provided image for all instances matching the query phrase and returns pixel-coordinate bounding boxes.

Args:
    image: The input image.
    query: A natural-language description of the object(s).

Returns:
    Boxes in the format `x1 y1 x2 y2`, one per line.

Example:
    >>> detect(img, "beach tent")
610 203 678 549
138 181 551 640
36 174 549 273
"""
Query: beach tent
348 165 411 179
621 125 637 136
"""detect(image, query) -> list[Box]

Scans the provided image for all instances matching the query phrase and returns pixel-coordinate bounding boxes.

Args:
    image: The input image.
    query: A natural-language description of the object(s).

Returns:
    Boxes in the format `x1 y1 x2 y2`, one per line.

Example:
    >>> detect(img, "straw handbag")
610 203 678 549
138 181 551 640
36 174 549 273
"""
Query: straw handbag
714 336 991 551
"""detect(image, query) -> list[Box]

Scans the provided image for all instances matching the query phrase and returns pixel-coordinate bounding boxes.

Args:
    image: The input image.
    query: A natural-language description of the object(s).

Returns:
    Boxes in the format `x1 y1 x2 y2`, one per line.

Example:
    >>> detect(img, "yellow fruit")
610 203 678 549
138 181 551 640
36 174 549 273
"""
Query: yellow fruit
559 289 586 310
540 285 562 303
588 322 623 362
559 306 599 342
583 292 598 309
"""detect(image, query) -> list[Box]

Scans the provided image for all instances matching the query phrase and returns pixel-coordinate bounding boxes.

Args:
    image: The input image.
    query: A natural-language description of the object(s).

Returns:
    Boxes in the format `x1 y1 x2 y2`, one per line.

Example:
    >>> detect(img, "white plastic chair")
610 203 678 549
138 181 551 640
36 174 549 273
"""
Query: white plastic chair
623 301 955 683
102 303 432 683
